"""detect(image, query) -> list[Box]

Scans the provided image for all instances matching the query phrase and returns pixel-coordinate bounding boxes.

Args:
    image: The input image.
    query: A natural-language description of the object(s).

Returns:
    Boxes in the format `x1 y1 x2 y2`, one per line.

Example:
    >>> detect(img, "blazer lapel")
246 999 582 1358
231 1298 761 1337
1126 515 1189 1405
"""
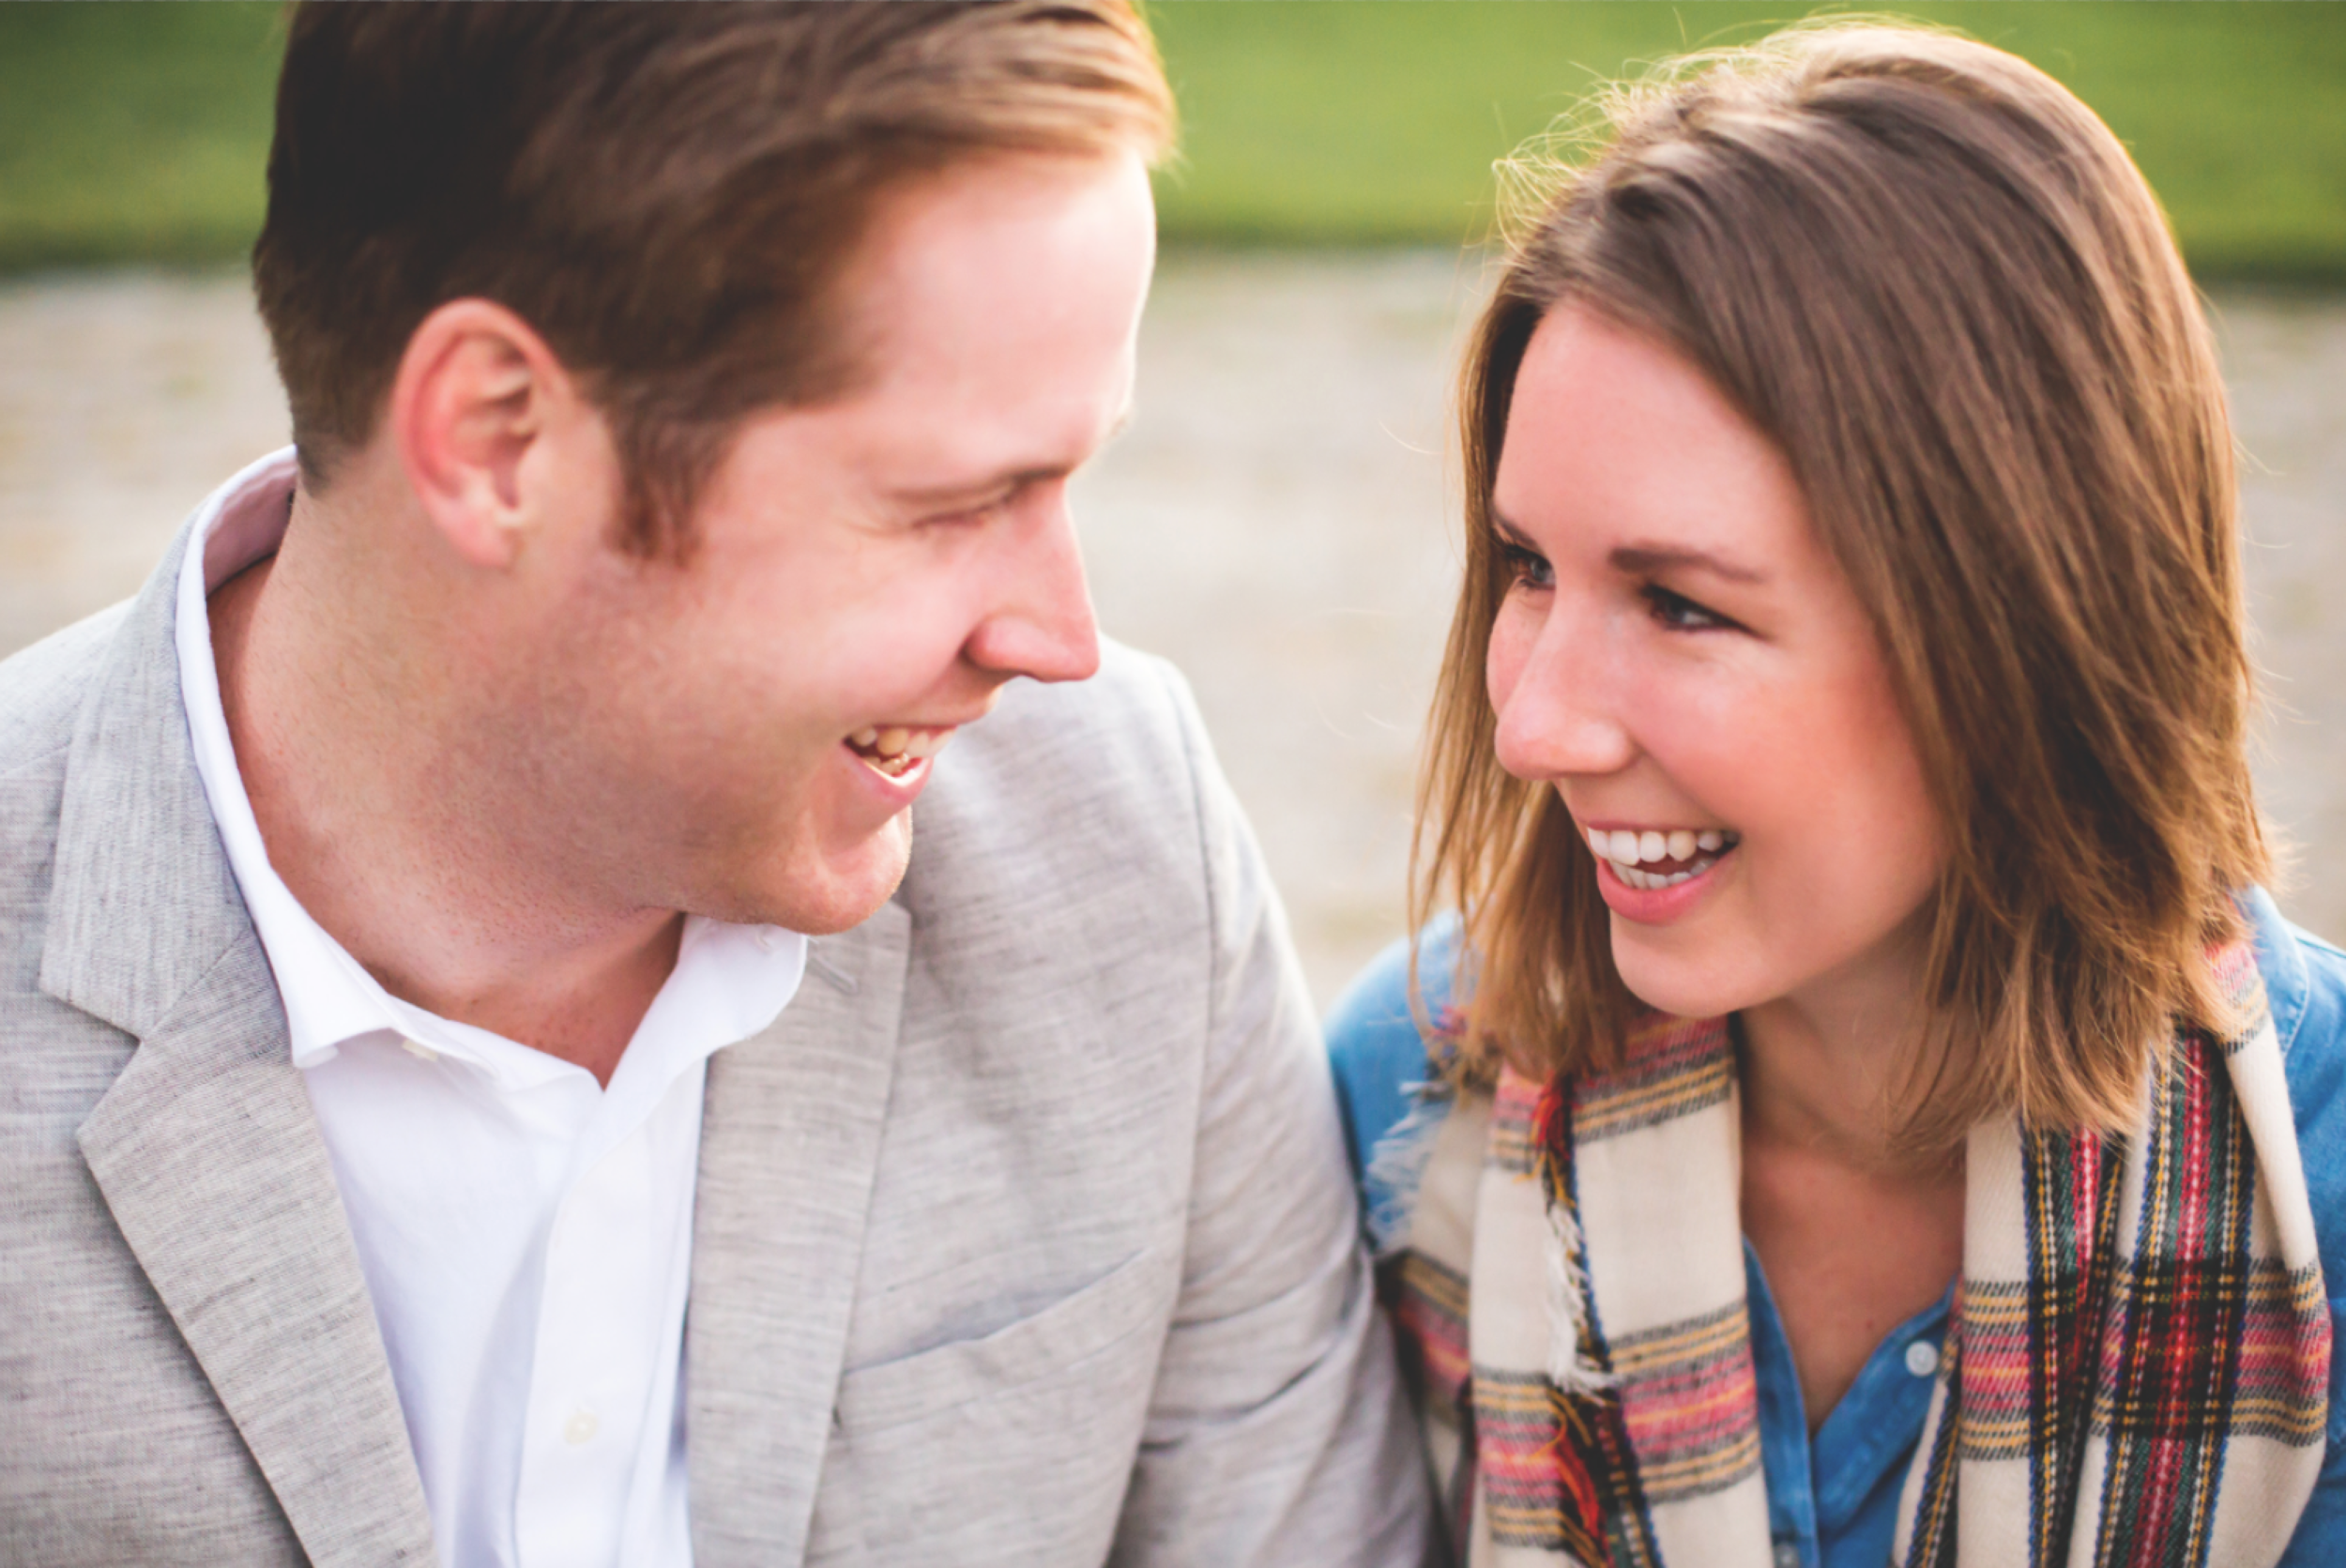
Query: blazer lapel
688 899 912 1568
75 936 437 1568
44 516 435 1568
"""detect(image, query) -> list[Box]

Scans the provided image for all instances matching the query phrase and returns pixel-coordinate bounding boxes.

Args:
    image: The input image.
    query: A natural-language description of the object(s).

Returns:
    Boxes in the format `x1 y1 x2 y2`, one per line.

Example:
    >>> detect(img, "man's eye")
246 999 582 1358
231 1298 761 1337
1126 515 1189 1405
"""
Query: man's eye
919 485 1024 529
1643 584 1729 631
1500 542 1553 590
926 500 1007 528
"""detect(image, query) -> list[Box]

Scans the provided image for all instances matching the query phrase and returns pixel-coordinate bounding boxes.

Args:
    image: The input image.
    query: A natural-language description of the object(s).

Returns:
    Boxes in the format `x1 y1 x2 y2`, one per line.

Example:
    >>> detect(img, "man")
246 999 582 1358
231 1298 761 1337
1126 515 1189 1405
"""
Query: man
0 6 1429 1565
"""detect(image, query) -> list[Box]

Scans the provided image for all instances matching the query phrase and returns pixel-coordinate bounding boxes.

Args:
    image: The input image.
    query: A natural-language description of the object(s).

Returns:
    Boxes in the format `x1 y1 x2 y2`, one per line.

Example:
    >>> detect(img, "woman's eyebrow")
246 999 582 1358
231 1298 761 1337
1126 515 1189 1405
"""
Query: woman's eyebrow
1609 541 1768 585
1490 512 1542 552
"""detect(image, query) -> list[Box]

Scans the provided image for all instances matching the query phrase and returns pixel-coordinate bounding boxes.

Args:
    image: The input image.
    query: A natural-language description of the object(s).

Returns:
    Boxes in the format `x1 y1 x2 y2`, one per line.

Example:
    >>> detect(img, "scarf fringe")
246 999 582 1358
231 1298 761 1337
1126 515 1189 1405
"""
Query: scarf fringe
1543 1194 1611 1397
1363 1076 1452 1258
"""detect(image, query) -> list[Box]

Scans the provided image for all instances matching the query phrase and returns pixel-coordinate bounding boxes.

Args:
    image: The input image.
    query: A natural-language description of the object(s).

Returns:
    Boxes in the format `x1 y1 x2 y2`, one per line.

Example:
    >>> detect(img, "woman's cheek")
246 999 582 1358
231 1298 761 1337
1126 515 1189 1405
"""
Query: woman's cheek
1485 601 1544 777
1485 598 1538 713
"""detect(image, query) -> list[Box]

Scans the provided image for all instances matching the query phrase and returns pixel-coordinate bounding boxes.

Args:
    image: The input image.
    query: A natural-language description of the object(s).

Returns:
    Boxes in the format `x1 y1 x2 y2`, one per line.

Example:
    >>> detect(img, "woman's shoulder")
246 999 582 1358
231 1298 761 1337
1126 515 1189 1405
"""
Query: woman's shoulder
2246 888 2346 1554
1325 917 1468 1245
2250 889 2346 1224
2252 891 2346 1286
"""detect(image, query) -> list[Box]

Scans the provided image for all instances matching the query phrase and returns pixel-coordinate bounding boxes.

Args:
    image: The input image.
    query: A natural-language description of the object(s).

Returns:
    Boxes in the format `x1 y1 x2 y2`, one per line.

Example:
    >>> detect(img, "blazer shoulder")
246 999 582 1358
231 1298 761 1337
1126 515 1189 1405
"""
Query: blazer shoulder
956 639 1204 793
918 639 1218 866
896 641 1233 1004
0 601 130 780
0 603 130 926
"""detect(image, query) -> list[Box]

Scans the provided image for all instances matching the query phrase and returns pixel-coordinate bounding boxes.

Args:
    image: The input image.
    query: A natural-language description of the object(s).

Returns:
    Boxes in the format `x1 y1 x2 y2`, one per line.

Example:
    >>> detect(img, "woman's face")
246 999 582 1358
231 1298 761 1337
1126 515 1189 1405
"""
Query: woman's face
1486 304 1945 1025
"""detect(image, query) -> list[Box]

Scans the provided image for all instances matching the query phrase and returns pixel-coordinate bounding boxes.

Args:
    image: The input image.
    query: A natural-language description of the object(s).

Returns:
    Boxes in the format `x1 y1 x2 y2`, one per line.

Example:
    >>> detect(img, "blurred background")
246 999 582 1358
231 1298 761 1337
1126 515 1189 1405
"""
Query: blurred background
3 3 2342 1005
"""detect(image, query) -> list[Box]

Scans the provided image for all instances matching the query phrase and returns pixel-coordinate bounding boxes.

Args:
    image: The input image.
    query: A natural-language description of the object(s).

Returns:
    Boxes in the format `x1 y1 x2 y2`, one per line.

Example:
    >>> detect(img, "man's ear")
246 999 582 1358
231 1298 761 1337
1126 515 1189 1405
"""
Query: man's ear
388 299 584 571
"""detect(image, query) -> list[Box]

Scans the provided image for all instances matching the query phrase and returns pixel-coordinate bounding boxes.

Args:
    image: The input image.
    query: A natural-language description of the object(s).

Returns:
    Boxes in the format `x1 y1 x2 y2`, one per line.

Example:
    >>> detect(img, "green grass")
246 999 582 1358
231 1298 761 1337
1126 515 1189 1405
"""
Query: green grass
0 2 2340 280
1150 2 2346 280
0 3 283 271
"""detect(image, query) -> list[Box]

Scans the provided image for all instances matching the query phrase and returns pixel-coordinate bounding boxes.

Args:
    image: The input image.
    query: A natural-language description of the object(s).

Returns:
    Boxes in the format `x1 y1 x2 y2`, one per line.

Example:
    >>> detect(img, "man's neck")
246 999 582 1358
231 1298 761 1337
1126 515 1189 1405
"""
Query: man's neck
207 503 679 1087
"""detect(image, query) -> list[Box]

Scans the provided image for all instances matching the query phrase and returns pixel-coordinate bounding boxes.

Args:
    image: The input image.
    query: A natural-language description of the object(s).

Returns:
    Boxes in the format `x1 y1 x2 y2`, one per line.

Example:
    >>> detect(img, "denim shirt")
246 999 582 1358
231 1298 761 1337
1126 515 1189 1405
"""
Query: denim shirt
1326 889 2346 1565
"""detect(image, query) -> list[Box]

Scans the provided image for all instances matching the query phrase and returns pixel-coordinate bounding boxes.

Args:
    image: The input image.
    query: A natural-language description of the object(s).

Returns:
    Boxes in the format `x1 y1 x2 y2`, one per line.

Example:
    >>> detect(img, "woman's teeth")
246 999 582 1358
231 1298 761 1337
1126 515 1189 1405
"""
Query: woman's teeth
1586 826 1740 891
847 726 950 778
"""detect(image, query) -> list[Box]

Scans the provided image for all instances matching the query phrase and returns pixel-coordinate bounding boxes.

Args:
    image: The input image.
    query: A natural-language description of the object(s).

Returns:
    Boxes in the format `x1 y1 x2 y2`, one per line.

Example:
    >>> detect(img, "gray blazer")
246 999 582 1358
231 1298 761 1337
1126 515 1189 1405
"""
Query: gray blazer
0 516 1431 1567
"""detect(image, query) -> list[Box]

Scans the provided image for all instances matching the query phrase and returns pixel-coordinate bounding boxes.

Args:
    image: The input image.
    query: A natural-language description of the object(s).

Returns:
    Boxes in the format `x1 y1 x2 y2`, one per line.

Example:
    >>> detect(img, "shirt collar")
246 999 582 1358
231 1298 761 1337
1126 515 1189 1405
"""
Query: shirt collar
173 448 807 1087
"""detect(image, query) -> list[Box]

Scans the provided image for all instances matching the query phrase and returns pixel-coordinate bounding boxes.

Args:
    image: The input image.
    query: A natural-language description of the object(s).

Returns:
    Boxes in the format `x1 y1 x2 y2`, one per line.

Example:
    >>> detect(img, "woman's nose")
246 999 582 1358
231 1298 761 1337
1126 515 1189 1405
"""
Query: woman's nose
1488 605 1637 783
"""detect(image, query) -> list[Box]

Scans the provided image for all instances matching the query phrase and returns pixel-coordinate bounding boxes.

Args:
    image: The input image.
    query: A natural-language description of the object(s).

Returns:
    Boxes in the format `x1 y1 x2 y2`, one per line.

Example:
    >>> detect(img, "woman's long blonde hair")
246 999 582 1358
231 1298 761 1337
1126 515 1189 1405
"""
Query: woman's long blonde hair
1414 22 2268 1150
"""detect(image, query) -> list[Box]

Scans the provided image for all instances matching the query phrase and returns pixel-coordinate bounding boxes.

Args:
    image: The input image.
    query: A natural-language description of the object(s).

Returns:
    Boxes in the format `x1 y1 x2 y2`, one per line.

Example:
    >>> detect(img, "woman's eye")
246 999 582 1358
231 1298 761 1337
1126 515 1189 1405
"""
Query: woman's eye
1500 542 1553 590
1643 584 1729 631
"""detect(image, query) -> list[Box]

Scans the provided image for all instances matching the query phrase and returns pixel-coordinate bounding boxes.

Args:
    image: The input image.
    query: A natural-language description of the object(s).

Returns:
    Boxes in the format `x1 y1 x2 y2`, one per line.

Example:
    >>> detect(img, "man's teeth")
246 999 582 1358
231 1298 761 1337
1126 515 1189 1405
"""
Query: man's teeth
848 726 951 777
1585 826 1740 891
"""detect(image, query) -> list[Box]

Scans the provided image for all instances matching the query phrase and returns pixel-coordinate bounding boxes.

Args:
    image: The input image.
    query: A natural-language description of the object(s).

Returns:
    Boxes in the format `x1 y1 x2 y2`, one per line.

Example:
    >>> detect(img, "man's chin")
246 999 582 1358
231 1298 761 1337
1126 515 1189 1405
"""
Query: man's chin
724 816 913 936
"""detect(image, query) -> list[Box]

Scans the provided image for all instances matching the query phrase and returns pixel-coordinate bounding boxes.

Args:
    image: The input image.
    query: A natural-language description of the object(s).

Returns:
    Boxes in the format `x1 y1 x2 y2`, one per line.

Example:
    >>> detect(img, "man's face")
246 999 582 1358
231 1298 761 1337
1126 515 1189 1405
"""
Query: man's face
523 151 1155 935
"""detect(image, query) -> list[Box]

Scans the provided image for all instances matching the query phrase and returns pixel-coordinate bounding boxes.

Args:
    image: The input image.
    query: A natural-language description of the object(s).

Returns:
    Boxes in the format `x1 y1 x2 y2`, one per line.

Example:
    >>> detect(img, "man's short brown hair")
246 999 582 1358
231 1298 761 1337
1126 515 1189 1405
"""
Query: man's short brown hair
252 0 1173 554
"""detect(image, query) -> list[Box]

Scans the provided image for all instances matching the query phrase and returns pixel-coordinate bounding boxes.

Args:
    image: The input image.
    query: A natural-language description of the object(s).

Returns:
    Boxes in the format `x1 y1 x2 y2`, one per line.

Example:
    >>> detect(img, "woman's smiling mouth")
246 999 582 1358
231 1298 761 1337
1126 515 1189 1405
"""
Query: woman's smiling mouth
1586 825 1741 890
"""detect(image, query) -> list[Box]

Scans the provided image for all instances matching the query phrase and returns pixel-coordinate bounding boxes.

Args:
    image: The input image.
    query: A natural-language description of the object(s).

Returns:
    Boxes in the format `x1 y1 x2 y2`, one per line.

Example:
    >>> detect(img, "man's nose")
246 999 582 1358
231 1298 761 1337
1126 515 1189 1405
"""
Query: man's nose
965 486 1101 685
1490 605 1635 783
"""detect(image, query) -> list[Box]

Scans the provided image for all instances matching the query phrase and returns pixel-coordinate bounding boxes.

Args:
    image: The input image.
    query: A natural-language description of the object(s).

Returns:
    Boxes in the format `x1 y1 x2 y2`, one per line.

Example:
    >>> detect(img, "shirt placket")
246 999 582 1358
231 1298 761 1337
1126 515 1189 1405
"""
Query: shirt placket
515 1122 667 1568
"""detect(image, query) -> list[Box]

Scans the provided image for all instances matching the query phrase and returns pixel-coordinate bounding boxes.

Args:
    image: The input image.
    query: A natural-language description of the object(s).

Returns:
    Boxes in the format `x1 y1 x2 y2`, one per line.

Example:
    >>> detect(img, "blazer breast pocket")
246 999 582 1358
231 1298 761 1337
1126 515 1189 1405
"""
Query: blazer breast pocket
821 1245 1177 1562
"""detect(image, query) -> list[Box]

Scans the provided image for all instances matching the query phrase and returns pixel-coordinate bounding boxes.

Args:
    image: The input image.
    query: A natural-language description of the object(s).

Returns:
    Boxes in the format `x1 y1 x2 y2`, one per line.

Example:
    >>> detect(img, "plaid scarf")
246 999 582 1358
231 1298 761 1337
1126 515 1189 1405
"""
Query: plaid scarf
1382 936 2329 1567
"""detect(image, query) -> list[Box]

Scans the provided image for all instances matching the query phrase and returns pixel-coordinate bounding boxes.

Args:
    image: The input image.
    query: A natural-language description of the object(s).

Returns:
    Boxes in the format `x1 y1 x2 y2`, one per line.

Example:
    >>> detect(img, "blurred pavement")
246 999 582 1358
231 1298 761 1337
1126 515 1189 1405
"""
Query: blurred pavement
3 256 2341 1006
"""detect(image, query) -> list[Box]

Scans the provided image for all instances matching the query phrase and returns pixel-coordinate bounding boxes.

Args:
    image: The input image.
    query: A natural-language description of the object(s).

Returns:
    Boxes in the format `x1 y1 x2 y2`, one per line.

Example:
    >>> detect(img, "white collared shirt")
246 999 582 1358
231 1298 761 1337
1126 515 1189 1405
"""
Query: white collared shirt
173 449 807 1568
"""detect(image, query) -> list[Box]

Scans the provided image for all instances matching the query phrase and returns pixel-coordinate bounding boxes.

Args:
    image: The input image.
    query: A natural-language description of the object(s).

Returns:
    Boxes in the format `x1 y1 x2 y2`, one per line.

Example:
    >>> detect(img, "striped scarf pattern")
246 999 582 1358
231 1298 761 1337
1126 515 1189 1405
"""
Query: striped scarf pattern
1382 937 2329 1567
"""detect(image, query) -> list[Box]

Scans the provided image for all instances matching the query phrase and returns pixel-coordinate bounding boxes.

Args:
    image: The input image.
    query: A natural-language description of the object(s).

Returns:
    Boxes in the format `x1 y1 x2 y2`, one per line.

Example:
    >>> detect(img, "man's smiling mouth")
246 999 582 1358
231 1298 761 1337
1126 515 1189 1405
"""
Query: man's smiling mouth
846 725 953 779
1586 826 1741 891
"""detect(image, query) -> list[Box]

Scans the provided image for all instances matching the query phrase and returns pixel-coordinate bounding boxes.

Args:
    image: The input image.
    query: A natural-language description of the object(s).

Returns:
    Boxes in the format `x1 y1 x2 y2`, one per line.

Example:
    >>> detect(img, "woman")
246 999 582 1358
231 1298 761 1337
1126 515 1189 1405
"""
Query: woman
1329 23 2346 1568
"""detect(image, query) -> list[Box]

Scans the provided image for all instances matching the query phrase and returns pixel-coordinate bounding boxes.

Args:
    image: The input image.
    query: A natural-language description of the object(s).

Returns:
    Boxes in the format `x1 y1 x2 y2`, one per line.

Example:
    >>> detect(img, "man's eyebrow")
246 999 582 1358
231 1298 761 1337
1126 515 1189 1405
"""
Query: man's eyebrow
886 406 1135 510
886 463 1070 510
1608 541 1768 585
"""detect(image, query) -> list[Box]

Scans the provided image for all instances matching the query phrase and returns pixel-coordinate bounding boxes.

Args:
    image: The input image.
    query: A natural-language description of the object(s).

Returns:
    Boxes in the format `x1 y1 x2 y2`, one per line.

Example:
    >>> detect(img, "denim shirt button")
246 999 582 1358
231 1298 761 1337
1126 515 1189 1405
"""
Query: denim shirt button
1773 1543 1803 1568
1905 1339 1942 1378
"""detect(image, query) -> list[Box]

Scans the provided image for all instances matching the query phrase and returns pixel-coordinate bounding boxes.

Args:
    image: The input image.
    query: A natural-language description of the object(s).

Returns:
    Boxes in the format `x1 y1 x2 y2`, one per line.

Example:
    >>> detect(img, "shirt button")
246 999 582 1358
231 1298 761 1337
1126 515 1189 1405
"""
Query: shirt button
1774 1543 1803 1568
1905 1339 1942 1378
563 1407 599 1446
